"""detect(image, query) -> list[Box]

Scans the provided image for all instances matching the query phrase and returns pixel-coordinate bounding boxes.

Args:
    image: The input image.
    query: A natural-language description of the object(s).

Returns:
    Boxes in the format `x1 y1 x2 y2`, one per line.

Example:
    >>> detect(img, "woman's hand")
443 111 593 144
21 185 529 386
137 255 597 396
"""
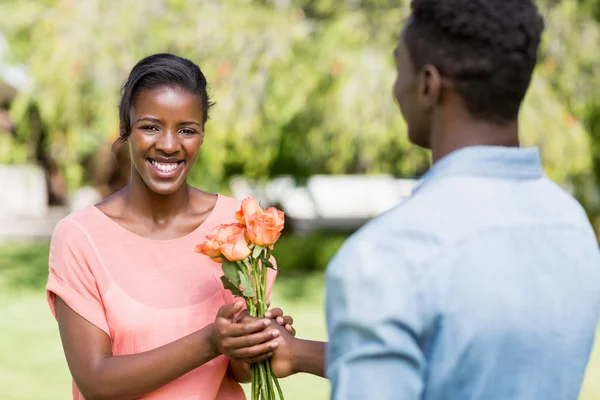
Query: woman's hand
211 301 280 364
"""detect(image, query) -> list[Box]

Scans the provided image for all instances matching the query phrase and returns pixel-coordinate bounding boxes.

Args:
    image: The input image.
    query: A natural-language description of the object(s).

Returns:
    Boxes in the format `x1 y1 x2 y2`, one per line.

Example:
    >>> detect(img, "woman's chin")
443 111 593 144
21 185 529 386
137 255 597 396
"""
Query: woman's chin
146 178 186 196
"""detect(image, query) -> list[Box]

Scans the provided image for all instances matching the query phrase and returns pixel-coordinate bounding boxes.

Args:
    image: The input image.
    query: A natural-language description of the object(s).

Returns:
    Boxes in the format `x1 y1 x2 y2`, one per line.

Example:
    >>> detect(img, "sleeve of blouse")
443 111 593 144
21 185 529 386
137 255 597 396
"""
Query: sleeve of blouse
46 219 110 336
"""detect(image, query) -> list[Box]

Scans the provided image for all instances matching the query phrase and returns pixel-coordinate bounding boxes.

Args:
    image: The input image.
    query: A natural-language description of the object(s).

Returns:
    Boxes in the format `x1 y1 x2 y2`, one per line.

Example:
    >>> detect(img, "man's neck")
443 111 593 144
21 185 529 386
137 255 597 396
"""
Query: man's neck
429 109 520 163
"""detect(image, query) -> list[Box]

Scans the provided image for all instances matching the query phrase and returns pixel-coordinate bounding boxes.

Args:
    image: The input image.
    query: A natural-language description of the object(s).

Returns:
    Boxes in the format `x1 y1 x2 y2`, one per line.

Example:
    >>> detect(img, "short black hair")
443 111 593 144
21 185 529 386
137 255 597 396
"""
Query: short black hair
404 0 544 123
114 53 215 151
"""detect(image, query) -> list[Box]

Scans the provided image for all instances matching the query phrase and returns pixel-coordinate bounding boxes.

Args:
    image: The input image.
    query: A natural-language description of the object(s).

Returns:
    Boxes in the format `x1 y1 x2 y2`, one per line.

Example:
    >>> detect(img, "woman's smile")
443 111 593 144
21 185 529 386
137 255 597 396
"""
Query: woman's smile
146 157 185 179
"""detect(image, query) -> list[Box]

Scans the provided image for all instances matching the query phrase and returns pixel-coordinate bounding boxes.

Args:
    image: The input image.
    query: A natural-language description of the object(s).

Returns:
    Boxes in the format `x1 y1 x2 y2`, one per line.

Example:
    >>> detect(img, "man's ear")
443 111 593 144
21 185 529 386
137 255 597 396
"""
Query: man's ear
417 64 442 108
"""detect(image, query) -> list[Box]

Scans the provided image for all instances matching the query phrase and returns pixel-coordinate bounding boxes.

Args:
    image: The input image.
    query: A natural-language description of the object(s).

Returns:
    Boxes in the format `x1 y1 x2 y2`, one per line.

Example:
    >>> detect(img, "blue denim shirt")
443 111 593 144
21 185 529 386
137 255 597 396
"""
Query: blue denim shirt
325 146 600 400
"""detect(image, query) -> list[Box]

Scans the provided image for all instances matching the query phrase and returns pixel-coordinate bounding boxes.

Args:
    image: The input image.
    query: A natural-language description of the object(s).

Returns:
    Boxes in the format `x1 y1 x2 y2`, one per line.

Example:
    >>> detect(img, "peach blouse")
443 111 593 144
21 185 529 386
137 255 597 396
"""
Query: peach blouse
46 194 275 399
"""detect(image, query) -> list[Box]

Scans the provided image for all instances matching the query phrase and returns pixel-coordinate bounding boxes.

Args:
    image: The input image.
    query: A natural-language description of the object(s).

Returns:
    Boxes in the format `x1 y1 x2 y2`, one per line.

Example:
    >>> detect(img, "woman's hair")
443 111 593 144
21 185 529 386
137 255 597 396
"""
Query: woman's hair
114 53 215 151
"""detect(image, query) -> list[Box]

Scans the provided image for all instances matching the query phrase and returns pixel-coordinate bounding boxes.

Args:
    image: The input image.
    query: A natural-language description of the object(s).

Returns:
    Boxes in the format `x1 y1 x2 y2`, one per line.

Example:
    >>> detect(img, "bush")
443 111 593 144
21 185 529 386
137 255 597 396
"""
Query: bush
271 232 349 275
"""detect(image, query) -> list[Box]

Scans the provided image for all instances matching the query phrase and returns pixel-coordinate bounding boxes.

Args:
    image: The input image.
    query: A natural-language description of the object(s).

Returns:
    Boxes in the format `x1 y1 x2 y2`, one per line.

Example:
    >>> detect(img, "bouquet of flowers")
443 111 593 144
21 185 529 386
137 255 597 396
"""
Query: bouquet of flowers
195 197 285 400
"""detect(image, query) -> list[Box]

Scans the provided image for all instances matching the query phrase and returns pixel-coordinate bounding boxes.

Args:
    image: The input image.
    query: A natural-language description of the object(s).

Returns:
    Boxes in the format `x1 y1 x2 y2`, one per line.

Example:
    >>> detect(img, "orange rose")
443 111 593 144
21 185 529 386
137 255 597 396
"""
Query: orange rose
214 223 252 261
195 224 251 262
194 235 222 260
246 207 285 247
235 197 262 226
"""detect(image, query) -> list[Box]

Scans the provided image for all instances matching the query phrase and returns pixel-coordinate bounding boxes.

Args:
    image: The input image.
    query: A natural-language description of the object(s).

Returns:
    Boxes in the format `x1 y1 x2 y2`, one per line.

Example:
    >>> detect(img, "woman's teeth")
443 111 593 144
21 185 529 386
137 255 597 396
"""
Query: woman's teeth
150 160 180 173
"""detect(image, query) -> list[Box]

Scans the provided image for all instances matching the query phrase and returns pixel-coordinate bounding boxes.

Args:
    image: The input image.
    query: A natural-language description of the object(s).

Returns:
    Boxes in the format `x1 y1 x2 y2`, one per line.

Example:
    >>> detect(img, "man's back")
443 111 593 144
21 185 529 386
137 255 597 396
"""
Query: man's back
326 146 600 399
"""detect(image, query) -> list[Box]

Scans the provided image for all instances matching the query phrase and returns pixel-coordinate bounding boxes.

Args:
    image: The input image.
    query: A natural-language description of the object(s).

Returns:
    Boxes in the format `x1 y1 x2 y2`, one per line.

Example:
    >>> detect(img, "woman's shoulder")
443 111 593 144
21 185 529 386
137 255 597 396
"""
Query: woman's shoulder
51 205 106 245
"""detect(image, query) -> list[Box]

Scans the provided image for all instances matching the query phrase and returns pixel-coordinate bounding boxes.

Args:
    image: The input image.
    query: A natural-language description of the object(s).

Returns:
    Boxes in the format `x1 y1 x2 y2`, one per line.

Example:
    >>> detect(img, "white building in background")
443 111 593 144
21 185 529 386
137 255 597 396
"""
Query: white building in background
0 32 49 227
0 32 29 95
229 174 420 233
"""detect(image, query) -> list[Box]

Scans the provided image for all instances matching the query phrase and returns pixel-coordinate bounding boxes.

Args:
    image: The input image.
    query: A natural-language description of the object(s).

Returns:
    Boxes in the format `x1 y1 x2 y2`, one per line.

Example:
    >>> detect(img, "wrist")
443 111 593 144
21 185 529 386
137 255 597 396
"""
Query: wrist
290 337 303 374
207 323 223 357
291 339 326 378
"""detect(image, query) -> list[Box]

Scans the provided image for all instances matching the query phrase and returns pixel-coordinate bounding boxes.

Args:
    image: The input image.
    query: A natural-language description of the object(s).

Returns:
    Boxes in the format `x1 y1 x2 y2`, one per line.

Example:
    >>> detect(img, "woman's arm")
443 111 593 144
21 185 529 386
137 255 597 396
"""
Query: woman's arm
56 298 277 400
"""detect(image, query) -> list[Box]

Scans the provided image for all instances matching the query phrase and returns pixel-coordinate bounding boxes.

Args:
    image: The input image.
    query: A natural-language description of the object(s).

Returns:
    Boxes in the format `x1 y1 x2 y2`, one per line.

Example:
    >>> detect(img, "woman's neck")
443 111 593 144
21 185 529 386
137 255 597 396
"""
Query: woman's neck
124 173 192 224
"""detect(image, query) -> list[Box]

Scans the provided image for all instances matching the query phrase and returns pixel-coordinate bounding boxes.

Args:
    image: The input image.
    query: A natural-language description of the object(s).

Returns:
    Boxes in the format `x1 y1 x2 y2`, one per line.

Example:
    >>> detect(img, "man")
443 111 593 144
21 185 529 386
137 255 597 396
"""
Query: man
324 0 600 399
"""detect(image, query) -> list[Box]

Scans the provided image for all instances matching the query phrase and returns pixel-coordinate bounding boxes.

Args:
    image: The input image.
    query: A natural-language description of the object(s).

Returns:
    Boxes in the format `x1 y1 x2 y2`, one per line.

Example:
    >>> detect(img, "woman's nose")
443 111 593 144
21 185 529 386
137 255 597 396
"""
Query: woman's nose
154 129 180 154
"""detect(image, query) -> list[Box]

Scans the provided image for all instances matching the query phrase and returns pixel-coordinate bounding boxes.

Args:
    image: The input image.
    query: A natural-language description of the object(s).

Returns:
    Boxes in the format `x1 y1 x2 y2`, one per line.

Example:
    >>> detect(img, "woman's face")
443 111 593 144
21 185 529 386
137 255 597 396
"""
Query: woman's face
128 86 205 195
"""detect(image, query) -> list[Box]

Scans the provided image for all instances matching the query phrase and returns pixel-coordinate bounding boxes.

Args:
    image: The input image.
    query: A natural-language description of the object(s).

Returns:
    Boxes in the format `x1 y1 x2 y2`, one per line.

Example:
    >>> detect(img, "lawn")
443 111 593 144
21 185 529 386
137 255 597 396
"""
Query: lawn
0 243 329 400
0 243 598 400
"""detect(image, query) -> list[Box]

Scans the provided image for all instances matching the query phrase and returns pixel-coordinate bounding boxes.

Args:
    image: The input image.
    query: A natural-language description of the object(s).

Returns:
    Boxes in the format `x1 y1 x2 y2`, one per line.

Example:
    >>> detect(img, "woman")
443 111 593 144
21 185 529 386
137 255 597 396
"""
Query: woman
46 53 295 400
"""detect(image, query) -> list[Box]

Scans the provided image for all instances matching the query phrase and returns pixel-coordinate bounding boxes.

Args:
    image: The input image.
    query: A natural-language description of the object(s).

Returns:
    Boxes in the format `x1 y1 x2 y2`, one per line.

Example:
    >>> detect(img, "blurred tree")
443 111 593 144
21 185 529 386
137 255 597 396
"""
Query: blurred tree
0 0 597 236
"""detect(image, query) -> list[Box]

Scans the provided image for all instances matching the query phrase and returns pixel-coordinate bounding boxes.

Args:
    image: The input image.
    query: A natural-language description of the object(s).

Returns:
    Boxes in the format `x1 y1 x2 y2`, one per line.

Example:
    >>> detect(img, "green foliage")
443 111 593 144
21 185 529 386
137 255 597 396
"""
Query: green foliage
0 0 598 228
0 133 28 164
271 232 348 275
0 242 50 290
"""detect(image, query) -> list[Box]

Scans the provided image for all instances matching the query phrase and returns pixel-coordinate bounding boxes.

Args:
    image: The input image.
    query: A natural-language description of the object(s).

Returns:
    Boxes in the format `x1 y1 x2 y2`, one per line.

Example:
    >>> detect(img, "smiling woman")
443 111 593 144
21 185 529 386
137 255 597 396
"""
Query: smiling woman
128 87 204 194
45 54 294 400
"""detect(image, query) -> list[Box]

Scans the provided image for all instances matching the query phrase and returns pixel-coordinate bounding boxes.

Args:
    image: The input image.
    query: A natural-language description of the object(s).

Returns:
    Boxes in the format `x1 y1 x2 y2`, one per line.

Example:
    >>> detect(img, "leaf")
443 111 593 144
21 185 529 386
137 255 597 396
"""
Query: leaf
222 259 241 286
220 276 243 297
252 245 264 259
238 271 255 298
260 256 275 270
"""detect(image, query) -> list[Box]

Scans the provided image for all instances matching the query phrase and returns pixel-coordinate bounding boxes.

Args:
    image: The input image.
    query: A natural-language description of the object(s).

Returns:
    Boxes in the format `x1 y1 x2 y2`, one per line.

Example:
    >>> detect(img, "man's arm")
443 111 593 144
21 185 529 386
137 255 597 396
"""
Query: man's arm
268 328 326 378
325 235 431 400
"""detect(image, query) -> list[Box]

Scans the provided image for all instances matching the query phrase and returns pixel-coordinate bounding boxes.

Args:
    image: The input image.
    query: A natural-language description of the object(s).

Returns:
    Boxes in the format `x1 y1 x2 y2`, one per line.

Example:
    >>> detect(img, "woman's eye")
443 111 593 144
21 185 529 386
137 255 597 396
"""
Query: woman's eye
180 129 196 135
140 125 159 132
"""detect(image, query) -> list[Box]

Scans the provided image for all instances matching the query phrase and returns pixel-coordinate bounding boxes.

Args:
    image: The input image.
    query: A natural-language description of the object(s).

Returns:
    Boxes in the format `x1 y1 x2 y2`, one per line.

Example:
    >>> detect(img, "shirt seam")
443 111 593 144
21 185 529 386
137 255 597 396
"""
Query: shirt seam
61 218 116 290
48 269 92 301
419 221 595 317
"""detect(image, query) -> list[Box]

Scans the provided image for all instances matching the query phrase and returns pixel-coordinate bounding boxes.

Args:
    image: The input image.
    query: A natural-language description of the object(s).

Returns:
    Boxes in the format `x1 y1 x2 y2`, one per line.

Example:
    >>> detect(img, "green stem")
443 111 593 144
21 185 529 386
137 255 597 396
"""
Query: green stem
262 250 268 310
263 360 273 399
260 361 269 399
253 363 259 400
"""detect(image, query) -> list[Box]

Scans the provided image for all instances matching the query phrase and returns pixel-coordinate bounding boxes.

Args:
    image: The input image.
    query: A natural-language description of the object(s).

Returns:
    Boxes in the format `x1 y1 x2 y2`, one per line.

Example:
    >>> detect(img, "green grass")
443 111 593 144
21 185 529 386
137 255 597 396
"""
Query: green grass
0 243 599 399
0 243 329 400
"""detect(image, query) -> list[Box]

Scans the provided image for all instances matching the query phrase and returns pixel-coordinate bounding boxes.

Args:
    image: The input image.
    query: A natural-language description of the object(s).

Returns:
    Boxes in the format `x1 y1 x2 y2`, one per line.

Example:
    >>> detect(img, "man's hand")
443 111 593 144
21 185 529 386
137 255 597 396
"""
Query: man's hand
265 308 296 336
269 322 298 378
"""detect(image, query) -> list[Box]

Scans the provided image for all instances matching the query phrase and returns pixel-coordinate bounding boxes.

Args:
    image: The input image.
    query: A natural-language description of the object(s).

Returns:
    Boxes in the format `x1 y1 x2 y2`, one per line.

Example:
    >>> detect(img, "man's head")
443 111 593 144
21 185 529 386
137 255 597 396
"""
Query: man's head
393 0 544 148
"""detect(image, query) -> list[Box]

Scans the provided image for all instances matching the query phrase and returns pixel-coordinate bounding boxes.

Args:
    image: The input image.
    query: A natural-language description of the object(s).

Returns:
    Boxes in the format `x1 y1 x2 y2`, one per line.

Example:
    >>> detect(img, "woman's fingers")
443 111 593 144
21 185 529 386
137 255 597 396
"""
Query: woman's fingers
219 317 270 338
228 339 279 361
224 326 280 351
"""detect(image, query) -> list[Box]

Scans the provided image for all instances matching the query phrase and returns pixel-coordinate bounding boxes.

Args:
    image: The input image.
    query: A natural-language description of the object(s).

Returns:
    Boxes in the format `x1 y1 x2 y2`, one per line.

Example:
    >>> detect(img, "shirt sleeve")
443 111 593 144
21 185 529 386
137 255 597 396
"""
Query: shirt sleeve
46 219 110 336
325 234 431 400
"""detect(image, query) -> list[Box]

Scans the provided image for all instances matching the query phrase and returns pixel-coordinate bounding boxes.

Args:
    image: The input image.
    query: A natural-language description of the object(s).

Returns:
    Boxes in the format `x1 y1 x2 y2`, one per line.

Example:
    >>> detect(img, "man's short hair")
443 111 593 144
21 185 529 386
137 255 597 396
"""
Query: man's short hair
405 0 545 123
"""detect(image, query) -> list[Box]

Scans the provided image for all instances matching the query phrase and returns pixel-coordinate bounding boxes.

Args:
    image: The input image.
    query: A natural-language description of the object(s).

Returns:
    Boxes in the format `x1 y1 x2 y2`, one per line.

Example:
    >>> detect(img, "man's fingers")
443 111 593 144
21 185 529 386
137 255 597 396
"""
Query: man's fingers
218 301 244 320
265 308 283 319
285 324 296 336
277 315 293 327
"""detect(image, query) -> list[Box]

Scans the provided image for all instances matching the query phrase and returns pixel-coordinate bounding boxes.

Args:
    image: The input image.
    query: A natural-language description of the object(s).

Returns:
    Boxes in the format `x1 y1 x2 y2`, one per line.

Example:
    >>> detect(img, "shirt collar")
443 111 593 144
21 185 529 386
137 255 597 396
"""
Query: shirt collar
413 146 544 194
